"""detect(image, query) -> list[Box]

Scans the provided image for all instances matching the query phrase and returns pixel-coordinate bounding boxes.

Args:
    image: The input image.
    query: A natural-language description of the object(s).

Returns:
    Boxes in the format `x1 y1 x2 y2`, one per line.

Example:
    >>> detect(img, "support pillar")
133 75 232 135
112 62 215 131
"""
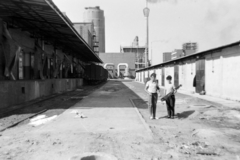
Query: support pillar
23 52 31 79
0 19 4 80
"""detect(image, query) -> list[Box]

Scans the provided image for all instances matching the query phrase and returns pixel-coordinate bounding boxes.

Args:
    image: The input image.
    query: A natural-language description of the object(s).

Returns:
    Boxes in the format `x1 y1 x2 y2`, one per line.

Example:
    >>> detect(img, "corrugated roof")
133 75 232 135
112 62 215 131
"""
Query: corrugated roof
136 40 240 72
0 0 102 63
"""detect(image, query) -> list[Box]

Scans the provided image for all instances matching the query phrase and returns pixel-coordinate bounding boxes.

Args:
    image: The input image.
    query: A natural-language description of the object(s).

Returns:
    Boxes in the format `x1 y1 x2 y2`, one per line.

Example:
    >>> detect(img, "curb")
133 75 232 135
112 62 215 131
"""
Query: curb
129 98 153 136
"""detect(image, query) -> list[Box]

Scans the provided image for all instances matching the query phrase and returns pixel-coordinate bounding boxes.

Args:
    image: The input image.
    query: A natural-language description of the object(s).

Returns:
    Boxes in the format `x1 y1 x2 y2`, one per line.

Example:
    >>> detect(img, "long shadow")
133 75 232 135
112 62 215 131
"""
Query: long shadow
176 110 195 119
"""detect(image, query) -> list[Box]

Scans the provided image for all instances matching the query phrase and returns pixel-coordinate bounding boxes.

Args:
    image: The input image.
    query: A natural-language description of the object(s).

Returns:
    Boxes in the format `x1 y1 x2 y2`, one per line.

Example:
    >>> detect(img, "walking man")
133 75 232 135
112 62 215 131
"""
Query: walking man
145 73 161 120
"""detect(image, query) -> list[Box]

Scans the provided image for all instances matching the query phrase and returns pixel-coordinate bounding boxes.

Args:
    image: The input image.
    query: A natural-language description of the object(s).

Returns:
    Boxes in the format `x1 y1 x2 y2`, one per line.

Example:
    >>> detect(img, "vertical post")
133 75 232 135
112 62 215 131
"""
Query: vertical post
24 52 31 79
0 19 4 80
146 14 149 67
143 0 150 71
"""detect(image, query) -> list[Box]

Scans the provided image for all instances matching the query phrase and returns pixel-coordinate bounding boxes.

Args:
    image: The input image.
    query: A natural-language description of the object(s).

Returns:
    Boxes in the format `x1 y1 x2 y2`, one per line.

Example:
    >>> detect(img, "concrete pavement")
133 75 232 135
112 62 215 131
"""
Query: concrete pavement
0 80 159 160
1 80 240 160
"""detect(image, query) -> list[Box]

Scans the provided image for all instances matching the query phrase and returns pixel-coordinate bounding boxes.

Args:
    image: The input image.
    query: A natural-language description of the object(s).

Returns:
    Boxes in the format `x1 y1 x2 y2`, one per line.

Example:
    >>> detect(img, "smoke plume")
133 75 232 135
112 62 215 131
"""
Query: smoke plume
147 0 177 4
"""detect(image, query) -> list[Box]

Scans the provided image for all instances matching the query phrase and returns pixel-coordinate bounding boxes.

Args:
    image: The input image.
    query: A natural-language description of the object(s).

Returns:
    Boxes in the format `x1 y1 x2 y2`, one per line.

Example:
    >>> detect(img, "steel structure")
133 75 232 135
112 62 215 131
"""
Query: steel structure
0 0 102 63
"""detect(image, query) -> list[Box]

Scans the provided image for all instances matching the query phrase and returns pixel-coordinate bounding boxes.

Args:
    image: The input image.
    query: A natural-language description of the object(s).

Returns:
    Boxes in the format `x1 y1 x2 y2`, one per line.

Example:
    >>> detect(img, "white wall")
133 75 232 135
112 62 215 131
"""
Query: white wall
222 46 240 100
149 70 154 75
164 65 174 87
144 71 148 78
136 45 240 101
141 71 144 83
205 45 240 101
179 59 196 93
156 68 161 85
205 51 222 97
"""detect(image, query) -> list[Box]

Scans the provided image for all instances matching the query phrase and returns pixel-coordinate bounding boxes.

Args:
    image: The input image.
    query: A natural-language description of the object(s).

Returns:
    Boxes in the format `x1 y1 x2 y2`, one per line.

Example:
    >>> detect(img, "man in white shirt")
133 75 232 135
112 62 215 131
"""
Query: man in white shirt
145 73 161 120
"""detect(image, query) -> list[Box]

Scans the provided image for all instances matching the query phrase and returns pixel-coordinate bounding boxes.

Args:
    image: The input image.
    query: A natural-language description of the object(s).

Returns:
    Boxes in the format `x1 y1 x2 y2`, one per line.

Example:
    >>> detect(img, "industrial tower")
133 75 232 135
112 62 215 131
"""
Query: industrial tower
84 6 105 53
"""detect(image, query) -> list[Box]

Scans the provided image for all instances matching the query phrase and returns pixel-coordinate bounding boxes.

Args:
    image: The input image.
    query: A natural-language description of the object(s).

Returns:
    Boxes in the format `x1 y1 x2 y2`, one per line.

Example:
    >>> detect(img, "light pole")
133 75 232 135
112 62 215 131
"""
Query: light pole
143 1 150 68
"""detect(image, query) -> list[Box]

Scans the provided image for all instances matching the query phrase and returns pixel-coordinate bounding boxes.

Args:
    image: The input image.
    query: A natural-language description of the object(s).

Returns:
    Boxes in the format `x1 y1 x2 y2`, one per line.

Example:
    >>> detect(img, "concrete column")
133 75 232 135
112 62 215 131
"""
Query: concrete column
23 52 31 79
60 63 63 78
0 19 4 80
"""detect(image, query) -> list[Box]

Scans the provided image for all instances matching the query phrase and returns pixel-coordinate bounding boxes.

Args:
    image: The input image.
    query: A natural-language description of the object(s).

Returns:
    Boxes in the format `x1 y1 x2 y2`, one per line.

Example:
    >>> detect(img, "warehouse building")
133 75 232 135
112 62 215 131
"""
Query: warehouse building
171 49 184 60
136 41 240 101
0 0 104 109
121 36 146 69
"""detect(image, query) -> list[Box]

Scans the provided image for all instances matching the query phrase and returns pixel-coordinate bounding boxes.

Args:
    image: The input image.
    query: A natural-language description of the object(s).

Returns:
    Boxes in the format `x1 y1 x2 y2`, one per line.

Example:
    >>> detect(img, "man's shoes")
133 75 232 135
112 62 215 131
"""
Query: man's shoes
167 116 171 119
150 116 153 120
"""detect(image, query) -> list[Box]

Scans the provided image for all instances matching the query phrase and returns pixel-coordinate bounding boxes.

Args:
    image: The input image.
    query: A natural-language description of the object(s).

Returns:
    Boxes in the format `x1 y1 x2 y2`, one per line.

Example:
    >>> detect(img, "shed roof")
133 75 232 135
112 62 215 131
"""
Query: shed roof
136 40 240 72
0 0 102 63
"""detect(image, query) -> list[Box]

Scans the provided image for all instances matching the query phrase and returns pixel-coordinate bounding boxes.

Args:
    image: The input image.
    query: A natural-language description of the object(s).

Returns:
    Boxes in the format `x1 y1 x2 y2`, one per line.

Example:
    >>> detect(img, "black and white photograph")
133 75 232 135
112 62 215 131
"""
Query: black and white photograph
0 0 240 159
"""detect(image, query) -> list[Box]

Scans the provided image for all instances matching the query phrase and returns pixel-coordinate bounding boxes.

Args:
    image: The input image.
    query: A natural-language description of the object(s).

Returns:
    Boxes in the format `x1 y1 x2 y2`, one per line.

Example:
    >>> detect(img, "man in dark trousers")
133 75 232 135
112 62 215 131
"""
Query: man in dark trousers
164 75 176 119
145 73 161 120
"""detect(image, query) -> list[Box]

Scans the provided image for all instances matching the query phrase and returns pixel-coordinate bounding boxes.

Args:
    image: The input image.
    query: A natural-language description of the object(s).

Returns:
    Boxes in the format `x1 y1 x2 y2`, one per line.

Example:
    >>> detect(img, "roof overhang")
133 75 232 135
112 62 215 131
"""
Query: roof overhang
136 40 240 72
0 0 102 63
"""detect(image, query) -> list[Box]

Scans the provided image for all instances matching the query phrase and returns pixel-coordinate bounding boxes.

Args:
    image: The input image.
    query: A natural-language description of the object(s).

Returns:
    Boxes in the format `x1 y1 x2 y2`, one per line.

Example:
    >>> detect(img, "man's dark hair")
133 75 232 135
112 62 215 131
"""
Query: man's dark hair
166 75 172 80
150 73 156 78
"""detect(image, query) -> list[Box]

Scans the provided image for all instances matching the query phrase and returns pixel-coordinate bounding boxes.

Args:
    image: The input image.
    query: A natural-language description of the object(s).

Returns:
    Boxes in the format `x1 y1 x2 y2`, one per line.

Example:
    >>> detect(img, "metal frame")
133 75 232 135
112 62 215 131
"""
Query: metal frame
0 0 102 63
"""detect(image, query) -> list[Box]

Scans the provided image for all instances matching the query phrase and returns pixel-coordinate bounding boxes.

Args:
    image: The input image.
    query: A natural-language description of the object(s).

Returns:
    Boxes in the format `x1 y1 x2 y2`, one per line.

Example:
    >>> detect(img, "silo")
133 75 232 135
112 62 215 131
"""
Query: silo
84 6 105 53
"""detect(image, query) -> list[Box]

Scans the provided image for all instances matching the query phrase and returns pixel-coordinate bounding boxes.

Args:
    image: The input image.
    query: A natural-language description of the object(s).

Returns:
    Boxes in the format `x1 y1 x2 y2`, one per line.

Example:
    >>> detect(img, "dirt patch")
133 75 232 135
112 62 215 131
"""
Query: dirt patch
192 129 224 139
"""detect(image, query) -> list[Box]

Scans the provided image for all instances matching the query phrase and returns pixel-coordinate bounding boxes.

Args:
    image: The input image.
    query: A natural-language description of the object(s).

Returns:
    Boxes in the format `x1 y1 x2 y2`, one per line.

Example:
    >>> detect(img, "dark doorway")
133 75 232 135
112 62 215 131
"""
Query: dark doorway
174 65 179 87
195 59 205 93
161 68 165 86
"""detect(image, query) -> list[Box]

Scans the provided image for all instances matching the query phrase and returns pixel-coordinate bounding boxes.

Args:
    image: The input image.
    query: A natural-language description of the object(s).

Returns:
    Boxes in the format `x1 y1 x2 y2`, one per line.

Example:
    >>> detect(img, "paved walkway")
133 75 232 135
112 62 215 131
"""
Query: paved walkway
1 80 239 160
1 80 157 160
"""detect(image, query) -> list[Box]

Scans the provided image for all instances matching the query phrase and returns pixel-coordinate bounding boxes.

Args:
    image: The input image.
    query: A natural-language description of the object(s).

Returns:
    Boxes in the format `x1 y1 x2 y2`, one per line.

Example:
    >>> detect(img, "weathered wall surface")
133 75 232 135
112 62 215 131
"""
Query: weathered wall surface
179 59 196 93
205 46 240 101
0 78 83 109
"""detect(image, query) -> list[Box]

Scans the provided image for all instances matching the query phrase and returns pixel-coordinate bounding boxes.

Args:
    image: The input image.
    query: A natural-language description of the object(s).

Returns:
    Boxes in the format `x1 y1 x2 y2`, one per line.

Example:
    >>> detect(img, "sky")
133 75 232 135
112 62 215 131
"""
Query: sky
52 0 240 65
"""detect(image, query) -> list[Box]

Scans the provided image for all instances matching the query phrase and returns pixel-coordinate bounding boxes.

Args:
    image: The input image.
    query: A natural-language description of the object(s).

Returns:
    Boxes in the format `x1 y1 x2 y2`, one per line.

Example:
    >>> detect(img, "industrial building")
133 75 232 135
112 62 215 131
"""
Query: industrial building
162 42 197 62
73 22 99 54
99 52 135 79
120 36 146 69
183 42 198 55
163 52 172 62
0 0 107 109
136 41 240 102
83 6 105 53
171 49 184 60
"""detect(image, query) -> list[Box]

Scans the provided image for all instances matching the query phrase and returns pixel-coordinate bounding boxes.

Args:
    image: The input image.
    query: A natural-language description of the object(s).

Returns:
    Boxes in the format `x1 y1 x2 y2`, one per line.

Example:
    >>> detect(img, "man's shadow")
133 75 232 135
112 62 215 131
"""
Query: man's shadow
158 110 195 119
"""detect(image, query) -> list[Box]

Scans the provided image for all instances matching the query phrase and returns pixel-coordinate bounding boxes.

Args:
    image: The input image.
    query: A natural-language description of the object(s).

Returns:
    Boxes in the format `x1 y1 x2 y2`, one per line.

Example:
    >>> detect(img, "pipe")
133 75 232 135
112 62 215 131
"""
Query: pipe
117 63 129 78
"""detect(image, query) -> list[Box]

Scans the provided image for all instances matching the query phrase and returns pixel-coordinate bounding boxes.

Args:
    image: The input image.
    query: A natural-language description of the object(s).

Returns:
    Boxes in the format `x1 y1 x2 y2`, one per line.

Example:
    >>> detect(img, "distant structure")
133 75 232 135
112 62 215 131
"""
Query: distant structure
99 52 136 79
73 22 99 54
163 52 172 62
162 42 198 62
120 36 146 70
84 6 105 53
171 49 184 60
183 42 198 56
